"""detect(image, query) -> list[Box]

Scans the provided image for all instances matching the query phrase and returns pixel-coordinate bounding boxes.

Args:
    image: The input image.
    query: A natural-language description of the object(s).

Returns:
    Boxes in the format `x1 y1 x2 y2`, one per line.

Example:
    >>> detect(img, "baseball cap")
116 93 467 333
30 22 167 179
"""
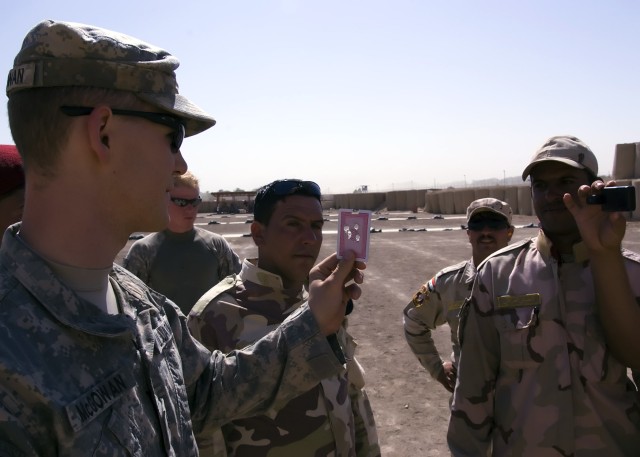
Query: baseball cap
466 198 512 225
6 20 215 137
0 145 25 196
521 135 598 181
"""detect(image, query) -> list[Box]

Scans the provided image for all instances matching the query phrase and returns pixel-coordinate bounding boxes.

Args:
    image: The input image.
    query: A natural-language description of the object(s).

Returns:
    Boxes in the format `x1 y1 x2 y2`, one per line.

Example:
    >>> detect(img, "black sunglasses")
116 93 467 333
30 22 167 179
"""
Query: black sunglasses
467 218 510 231
265 179 321 198
170 196 202 208
60 106 186 153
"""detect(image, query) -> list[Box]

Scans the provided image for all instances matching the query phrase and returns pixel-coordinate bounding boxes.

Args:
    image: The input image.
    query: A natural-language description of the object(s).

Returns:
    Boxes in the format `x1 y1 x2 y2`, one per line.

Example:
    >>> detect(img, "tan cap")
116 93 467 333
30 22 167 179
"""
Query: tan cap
6 20 215 137
466 198 513 224
521 135 598 180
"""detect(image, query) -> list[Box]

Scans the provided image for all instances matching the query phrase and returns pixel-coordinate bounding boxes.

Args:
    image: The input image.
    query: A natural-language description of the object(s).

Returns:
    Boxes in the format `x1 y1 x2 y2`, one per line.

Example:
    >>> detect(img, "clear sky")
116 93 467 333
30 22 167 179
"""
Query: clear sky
2 1 639 194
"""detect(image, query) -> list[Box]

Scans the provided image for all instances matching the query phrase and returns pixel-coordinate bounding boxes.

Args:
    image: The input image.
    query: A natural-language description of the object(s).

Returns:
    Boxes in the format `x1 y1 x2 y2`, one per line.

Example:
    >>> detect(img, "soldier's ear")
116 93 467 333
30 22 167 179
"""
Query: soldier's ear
251 221 266 246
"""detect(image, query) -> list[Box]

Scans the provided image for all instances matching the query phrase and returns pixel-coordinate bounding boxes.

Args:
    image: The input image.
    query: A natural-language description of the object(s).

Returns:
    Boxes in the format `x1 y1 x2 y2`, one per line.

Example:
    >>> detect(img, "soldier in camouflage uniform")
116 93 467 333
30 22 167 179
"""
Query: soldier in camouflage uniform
448 135 640 456
0 21 365 456
403 198 514 392
123 171 241 315
188 179 381 457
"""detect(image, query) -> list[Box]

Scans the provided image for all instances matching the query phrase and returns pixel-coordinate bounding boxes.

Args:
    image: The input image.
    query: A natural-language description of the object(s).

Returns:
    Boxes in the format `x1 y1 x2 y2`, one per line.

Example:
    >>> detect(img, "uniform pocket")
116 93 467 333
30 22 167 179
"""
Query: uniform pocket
494 306 542 370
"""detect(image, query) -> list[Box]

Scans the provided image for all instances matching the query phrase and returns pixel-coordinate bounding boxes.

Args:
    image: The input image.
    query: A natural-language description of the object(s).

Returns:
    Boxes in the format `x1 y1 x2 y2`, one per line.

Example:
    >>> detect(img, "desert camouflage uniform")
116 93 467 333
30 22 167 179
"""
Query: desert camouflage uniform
448 230 640 456
403 259 474 380
0 226 346 456
188 259 380 457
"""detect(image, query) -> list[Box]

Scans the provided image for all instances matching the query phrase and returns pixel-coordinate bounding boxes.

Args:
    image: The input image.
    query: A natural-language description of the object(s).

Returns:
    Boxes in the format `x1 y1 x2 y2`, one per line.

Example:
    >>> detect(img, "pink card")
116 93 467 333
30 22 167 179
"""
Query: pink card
337 209 372 261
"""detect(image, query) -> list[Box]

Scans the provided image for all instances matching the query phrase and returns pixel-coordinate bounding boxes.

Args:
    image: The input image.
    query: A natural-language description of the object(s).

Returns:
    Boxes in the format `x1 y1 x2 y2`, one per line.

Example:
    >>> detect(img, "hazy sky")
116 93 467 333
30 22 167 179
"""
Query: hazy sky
2 1 639 194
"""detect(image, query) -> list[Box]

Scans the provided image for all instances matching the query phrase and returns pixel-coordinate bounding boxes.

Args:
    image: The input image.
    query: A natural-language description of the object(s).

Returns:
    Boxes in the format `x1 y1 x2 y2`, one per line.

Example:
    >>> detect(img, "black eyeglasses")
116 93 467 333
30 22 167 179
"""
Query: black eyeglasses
467 218 510 231
170 196 202 208
60 106 186 153
264 179 321 198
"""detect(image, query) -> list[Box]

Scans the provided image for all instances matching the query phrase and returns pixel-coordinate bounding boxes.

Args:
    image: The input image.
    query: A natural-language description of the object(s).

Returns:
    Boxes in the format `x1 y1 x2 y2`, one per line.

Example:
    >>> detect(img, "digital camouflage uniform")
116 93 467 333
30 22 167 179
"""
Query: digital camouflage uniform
448 230 640 456
403 259 474 380
123 227 241 315
0 226 346 456
187 259 380 457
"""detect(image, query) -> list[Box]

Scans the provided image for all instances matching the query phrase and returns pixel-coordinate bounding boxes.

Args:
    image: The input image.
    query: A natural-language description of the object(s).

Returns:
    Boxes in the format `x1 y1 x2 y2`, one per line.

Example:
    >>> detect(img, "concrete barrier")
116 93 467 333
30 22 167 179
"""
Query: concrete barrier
632 179 640 221
487 186 505 203
517 186 533 215
504 186 519 215
438 191 455 214
474 188 490 200
613 143 636 180
426 191 440 214
406 190 418 212
416 190 426 209
385 192 397 211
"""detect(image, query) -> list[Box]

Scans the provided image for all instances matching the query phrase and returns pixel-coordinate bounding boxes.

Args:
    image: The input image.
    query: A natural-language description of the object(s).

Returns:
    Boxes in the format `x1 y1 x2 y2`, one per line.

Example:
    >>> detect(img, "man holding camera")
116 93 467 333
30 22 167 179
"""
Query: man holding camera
448 135 640 456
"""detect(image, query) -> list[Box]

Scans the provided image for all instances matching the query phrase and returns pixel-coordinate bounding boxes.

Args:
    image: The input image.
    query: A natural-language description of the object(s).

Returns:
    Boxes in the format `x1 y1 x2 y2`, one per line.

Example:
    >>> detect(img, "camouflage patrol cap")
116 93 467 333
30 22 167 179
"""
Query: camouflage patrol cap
521 135 598 181
6 20 215 136
466 198 512 225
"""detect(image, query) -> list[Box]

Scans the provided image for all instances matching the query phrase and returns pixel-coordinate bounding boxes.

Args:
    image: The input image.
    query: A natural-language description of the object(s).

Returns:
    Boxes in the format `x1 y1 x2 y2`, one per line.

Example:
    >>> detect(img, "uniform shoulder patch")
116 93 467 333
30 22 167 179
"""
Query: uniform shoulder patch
411 278 433 308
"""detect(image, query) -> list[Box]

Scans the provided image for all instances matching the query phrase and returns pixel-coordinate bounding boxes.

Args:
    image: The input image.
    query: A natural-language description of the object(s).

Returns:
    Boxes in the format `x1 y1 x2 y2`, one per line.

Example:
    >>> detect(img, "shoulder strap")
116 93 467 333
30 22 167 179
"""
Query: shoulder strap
189 274 237 316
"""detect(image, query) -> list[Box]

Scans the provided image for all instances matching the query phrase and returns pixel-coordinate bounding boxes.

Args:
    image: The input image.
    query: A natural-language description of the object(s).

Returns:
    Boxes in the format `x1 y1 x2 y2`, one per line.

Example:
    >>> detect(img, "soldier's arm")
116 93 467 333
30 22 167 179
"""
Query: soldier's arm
214 237 241 277
564 182 640 369
447 272 497 456
340 327 381 457
0 405 41 457
588 250 640 368
402 275 448 380
349 383 381 457
121 241 151 284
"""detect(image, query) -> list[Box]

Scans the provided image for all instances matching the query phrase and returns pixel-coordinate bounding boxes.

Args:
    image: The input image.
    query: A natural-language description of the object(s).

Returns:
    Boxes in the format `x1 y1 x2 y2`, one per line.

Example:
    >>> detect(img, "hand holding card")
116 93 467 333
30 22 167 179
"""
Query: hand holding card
337 209 372 261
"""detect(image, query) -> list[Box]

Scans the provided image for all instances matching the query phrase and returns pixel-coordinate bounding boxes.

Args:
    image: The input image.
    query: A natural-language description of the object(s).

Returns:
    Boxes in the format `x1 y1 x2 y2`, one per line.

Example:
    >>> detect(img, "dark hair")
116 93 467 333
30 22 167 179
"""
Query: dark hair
253 179 321 224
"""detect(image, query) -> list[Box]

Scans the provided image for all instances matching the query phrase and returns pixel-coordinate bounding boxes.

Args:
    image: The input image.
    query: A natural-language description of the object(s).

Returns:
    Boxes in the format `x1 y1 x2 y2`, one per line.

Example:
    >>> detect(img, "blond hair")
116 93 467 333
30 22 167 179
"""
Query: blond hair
174 171 199 190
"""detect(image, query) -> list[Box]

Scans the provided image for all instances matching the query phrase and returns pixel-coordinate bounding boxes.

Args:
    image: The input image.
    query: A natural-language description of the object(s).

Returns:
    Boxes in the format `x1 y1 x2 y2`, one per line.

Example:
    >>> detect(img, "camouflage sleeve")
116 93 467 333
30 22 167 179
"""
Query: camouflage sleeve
122 241 151 284
402 275 448 379
0 406 39 457
341 327 381 457
350 386 381 457
447 271 497 456
172 302 346 436
211 237 241 277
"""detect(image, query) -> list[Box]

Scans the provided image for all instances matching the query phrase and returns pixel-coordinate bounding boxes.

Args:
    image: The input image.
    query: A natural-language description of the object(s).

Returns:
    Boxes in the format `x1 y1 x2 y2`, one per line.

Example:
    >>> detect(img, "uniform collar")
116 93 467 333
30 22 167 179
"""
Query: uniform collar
463 258 477 284
1 223 135 336
535 229 589 263
241 258 285 290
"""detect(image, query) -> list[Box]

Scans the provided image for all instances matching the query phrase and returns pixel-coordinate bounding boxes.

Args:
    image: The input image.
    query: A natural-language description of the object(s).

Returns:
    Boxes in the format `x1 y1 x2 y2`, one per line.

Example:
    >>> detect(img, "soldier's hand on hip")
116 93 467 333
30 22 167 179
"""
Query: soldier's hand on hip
436 361 457 393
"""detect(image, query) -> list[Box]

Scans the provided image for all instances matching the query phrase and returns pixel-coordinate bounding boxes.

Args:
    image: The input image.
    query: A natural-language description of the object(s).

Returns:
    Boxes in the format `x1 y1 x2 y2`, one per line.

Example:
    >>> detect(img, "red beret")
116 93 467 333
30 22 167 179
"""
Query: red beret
0 145 25 196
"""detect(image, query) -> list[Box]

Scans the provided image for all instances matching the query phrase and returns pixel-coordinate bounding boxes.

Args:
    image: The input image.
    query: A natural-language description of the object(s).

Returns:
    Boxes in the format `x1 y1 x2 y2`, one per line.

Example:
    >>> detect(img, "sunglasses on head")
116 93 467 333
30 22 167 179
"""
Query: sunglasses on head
467 217 510 231
170 196 202 208
264 179 321 198
60 106 186 153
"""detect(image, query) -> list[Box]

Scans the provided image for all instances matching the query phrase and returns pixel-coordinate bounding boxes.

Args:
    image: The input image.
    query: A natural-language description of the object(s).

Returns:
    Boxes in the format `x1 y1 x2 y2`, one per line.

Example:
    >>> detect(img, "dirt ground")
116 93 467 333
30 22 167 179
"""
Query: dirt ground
115 210 640 457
